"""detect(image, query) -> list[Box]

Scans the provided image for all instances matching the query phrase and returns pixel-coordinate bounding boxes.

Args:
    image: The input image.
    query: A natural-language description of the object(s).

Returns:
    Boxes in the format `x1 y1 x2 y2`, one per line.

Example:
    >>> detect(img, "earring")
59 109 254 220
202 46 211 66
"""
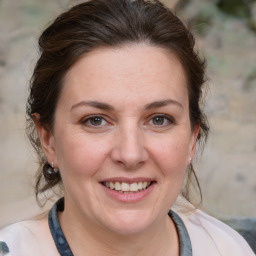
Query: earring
47 161 59 175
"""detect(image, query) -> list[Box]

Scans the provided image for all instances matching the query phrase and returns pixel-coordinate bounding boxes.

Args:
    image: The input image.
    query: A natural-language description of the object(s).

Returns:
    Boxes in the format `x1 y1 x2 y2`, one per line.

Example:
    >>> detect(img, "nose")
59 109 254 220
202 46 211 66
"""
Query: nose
111 123 148 169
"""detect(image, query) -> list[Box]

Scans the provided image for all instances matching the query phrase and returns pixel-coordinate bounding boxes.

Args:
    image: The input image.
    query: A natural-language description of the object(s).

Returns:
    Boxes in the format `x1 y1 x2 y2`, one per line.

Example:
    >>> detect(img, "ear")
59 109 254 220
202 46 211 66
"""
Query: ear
188 122 200 165
32 113 57 166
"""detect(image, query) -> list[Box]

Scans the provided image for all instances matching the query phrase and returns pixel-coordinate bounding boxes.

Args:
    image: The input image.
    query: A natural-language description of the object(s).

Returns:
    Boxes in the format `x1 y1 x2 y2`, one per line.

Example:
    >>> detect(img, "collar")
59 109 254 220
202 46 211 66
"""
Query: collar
48 198 192 256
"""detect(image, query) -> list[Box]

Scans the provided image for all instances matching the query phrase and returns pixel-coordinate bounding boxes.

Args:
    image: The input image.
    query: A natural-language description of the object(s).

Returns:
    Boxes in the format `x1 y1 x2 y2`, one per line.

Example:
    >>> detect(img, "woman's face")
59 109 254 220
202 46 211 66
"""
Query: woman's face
41 44 198 235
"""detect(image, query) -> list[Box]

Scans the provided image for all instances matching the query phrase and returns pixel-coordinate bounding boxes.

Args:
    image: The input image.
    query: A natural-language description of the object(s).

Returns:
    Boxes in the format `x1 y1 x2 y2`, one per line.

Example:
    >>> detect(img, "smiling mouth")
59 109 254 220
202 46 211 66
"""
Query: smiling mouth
101 181 154 193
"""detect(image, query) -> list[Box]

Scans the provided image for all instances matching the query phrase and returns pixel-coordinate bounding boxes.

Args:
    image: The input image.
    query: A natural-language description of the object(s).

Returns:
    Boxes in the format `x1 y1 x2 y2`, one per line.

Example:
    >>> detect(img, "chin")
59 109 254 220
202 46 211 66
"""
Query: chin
100 209 156 236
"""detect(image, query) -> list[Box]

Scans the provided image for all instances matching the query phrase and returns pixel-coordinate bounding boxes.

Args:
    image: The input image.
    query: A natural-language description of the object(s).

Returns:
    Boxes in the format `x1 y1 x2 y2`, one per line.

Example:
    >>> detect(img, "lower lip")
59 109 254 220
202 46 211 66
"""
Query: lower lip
101 183 155 203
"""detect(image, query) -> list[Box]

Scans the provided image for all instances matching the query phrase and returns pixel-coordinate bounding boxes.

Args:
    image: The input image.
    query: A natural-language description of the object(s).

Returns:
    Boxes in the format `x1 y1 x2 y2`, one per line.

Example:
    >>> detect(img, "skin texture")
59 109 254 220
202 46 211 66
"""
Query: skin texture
36 44 199 255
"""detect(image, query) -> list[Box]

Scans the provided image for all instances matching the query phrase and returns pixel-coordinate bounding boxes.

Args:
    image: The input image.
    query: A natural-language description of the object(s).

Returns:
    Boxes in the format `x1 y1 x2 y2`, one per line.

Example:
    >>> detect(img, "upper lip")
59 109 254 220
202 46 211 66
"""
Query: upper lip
100 177 155 184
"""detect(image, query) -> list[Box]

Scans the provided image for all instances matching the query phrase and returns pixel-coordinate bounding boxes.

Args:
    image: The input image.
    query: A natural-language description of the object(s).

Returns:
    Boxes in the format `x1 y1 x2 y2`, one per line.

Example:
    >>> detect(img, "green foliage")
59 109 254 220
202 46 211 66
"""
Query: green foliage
216 0 256 35
216 0 251 18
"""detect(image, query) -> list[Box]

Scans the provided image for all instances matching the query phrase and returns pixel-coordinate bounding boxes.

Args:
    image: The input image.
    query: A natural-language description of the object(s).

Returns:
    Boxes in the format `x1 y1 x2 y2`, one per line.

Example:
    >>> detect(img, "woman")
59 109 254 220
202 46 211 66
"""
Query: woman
0 0 254 255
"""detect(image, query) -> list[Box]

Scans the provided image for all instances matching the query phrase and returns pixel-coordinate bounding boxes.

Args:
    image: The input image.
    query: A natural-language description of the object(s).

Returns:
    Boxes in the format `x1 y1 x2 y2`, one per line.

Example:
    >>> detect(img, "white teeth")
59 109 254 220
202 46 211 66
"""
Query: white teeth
142 182 148 189
109 182 115 189
121 182 129 192
104 181 151 192
130 183 138 192
115 182 121 191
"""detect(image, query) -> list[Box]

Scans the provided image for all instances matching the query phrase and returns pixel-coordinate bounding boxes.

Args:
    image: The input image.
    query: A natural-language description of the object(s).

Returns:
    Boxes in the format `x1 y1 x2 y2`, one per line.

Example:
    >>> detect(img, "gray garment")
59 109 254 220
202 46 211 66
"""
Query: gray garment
222 217 256 254
0 241 9 254
49 198 192 256
169 210 192 256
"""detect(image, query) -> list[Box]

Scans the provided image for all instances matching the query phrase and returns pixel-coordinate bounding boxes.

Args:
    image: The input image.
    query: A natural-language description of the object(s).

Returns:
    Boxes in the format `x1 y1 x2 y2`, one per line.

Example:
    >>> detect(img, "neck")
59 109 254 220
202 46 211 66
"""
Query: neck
59 206 179 256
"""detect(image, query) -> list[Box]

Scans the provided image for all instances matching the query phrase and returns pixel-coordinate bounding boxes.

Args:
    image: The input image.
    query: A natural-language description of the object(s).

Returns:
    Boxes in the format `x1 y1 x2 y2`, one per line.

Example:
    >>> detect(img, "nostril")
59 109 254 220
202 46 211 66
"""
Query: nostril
111 149 147 169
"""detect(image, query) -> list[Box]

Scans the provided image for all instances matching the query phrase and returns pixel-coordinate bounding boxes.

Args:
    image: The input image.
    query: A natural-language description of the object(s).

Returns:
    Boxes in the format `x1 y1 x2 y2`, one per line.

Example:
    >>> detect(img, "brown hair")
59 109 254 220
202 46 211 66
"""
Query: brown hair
26 0 209 205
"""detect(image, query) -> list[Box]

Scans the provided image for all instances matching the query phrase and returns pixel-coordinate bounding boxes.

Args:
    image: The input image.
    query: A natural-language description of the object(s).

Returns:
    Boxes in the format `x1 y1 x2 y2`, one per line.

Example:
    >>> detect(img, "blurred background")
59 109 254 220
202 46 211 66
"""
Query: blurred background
0 0 256 228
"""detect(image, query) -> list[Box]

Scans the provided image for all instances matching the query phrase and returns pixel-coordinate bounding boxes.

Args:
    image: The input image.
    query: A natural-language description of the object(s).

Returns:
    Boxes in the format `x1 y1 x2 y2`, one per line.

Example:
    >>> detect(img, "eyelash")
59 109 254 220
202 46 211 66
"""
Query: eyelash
147 114 175 127
81 114 175 128
81 115 108 127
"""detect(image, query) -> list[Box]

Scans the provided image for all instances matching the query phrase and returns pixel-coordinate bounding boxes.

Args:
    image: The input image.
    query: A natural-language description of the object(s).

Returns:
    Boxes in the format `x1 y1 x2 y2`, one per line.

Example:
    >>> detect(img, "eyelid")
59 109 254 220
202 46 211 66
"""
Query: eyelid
81 114 109 127
146 113 176 126
80 113 175 127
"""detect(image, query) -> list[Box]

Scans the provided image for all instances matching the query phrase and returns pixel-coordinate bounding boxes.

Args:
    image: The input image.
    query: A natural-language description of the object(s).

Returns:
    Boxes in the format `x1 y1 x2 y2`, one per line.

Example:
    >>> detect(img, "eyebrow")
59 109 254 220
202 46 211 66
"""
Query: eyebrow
70 101 114 111
70 98 183 112
144 99 183 110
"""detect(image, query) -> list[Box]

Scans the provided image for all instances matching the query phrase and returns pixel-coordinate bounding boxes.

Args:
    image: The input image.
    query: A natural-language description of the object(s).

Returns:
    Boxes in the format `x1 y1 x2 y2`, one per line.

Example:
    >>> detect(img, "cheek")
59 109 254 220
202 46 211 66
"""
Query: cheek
54 132 110 177
150 135 190 176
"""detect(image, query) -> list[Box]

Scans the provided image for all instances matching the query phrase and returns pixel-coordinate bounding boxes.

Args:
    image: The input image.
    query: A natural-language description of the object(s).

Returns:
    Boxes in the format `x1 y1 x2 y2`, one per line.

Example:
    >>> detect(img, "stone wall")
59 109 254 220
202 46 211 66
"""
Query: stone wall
0 0 255 227
178 0 256 218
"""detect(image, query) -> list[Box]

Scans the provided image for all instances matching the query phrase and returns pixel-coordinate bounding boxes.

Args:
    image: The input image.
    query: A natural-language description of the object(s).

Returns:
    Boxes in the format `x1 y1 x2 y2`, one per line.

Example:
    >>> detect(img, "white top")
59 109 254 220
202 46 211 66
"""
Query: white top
0 198 254 256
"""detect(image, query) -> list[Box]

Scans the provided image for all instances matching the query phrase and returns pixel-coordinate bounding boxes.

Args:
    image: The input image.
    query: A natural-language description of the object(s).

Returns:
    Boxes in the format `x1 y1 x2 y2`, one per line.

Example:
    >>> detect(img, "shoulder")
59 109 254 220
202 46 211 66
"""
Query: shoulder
0 217 47 241
173 198 255 256
0 216 58 256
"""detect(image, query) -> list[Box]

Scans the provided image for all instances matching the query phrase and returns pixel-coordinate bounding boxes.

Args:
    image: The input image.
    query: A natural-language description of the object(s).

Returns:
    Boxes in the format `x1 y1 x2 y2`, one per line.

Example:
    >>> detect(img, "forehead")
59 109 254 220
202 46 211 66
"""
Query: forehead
61 44 187 107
